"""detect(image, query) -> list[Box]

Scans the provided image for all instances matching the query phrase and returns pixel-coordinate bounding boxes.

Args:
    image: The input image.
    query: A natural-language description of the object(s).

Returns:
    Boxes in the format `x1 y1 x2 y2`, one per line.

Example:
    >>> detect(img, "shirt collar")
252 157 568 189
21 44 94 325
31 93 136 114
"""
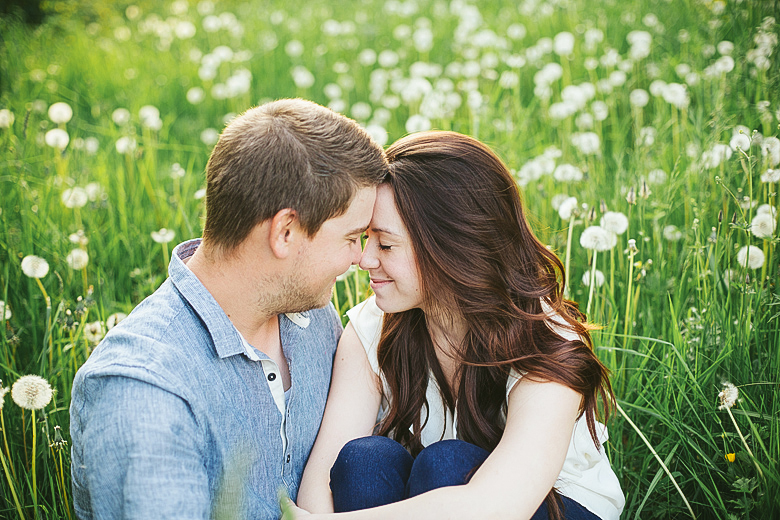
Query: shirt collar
168 239 310 360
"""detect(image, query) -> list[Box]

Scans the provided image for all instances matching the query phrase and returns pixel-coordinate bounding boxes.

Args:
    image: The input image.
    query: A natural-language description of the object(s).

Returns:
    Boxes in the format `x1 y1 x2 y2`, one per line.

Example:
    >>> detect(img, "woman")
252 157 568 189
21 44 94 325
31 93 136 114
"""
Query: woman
294 131 624 520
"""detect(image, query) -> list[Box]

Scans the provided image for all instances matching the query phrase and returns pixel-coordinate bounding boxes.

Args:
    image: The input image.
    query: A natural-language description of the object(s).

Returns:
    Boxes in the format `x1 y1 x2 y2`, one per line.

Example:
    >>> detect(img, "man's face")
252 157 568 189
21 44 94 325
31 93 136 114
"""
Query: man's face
283 186 377 312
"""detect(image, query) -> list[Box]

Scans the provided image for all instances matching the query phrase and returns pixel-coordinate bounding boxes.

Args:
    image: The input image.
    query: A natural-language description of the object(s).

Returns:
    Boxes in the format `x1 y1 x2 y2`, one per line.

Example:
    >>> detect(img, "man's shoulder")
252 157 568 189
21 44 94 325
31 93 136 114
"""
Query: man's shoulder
76 280 209 382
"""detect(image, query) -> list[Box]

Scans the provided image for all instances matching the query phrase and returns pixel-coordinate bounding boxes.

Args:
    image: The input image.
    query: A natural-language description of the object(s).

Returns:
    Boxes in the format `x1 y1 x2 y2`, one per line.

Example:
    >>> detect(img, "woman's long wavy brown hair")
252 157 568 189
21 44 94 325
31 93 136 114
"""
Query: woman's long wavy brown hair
375 131 614 519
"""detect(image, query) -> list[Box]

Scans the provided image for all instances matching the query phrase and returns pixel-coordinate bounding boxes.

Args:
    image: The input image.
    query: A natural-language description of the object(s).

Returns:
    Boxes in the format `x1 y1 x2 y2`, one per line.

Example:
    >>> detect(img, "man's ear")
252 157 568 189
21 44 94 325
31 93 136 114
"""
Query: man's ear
268 208 300 259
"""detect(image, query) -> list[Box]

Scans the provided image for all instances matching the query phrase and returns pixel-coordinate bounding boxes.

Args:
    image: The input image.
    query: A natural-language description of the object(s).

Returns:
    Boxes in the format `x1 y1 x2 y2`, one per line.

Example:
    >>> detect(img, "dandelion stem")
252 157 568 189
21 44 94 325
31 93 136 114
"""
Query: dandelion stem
586 250 598 316
31 409 38 518
1 410 16 480
624 246 636 341
0 442 25 520
616 402 696 519
726 406 764 480
58 448 72 520
564 215 575 299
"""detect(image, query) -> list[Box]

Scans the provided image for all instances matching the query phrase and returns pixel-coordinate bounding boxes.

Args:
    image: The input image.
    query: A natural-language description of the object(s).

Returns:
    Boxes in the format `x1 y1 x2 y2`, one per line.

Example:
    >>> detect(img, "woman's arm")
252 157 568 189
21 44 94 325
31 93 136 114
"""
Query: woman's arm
296 376 581 520
297 322 383 513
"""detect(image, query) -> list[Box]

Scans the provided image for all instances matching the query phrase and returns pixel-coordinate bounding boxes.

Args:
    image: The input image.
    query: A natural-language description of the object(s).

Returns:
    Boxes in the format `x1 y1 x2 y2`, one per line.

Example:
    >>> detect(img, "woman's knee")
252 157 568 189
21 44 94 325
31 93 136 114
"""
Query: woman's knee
407 439 489 497
330 436 413 512
331 436 411 478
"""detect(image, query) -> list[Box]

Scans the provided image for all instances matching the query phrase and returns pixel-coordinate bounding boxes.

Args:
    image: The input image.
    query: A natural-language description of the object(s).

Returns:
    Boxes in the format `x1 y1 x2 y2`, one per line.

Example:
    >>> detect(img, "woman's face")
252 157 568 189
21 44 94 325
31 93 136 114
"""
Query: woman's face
359 184 424 313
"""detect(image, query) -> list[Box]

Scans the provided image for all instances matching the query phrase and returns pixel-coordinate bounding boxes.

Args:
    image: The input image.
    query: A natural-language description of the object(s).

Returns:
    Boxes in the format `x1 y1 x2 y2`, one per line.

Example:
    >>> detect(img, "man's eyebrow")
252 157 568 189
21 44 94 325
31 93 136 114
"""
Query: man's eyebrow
370 227 401 237
345 224 371 236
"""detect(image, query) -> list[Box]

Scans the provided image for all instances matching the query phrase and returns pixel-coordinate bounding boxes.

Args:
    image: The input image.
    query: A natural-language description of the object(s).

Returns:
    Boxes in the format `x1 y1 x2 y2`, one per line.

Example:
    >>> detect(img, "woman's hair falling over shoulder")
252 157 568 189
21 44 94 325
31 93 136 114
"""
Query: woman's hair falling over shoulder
375 131 614 518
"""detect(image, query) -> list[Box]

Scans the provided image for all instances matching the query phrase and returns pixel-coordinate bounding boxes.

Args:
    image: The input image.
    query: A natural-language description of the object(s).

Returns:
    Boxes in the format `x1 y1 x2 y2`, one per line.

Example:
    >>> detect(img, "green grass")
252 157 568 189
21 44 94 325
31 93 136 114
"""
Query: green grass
1 0 779 518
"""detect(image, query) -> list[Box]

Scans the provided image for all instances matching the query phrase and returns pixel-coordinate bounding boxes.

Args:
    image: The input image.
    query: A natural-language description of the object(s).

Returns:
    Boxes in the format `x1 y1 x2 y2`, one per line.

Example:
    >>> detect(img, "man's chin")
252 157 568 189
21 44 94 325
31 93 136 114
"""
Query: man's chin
282 286 335 314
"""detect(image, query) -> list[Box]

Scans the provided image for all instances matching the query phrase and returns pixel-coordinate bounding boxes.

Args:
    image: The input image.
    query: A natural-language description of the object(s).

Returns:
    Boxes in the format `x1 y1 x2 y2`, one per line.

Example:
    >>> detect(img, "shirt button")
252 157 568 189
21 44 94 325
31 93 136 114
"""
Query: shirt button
286 454 291 463
267 373 276 382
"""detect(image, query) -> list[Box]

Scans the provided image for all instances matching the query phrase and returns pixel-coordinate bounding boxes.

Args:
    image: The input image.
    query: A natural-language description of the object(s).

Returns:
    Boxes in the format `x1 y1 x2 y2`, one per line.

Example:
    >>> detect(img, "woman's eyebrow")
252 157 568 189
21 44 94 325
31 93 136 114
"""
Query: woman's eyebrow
371 227 402 237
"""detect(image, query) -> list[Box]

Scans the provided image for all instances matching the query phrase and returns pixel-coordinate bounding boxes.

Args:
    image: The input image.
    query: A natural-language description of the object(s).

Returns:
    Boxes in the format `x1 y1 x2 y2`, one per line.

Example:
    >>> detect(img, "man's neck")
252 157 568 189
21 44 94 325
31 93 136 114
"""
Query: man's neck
185 243 281 354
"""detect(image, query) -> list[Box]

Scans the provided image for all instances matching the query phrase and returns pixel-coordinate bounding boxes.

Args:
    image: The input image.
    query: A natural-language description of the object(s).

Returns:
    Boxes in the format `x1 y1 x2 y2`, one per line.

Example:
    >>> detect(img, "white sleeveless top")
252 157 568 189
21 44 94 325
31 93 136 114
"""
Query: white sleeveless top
347 297 625 520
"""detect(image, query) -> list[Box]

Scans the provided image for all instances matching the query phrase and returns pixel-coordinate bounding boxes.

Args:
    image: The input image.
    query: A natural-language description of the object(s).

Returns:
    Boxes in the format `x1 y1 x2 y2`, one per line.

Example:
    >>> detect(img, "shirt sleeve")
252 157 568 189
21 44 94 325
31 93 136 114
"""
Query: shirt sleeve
345 296 384 377
71 373 211 520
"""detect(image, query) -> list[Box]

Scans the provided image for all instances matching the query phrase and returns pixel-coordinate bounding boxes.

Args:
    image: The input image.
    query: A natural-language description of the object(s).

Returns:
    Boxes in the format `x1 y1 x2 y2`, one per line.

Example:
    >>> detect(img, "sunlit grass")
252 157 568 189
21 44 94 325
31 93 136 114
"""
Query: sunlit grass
1 0 778 518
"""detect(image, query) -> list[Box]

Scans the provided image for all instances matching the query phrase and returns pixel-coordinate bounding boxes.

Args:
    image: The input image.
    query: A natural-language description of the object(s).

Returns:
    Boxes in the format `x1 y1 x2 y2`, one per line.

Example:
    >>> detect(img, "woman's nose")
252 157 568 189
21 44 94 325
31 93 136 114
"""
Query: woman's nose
359 247 379 270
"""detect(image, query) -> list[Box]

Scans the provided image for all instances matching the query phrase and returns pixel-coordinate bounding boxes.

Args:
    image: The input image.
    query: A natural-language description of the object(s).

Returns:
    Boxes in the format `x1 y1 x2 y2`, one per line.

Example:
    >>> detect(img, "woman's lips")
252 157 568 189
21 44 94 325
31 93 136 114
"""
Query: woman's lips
369 278 393 290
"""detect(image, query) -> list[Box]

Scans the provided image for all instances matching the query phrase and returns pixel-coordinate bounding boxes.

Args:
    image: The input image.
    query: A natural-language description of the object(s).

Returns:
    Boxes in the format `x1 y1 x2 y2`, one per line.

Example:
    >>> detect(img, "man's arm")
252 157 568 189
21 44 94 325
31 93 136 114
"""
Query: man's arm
71 374 211 519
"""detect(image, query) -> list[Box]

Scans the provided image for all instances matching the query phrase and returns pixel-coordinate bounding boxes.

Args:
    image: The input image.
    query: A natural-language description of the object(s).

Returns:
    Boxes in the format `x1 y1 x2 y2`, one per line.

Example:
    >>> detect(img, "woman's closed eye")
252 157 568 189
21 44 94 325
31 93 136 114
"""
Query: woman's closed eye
363 234 392 251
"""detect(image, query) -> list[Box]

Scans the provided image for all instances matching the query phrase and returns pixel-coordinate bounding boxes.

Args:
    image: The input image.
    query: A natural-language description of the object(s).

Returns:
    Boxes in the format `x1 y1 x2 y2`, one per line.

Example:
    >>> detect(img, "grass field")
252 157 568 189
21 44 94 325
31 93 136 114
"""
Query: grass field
1 0 779 518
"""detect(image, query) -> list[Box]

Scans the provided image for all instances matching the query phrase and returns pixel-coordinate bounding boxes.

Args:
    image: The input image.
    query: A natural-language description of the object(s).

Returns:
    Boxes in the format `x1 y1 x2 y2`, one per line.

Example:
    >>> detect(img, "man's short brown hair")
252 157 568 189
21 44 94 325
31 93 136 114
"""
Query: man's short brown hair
202 98 387 252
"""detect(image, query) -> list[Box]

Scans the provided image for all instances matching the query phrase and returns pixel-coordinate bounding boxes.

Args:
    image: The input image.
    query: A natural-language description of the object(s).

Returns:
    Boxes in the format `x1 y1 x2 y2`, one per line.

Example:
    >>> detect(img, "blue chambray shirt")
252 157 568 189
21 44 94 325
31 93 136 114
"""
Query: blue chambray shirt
70 239 342 519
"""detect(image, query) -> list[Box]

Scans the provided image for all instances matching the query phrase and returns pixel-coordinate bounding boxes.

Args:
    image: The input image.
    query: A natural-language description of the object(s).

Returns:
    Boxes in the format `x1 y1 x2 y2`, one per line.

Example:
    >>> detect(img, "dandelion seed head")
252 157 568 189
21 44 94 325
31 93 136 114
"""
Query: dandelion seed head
717 382 738 410
200 128 219 146
580 226 617 251
0 108 14 128
756 204 777 218
601 211 629 234
48 102 73 124
582 269 605 287
11 375 53 410
45 128 70 149
558 197 579 220
111 108 131 126
629 89 649 108
750 213 776 238
115 136 137 154
69 230 89 247
62 187 88 208
106 312 128 330
151 228 176 244
761 168 780 183
736 245 765 269
84 320 106 344
21 255 49 278
553 164 583 182
0 300 11 320
66 248 89 270
730 133 751 152
663 225 683 241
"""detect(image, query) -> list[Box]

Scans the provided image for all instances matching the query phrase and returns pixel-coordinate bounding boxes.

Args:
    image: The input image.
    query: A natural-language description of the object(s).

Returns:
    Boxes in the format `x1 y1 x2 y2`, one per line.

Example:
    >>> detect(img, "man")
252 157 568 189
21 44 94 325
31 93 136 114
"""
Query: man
70 99 387 519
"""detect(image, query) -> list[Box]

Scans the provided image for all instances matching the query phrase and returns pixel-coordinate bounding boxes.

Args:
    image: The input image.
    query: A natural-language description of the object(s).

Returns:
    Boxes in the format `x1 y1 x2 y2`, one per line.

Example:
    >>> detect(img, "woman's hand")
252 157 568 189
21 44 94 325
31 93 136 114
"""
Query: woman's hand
279 493 312 520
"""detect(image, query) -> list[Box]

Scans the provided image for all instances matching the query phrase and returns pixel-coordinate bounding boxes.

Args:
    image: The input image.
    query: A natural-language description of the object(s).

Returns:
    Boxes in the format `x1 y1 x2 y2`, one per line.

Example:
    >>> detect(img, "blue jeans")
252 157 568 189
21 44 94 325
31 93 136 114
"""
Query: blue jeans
329 436 600 520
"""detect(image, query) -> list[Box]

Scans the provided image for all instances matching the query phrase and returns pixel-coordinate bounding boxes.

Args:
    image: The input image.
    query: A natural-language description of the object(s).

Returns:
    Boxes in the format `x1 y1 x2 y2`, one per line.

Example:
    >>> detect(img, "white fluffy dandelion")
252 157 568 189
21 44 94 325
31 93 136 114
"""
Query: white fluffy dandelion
580 226 617 251
761 168 780 183
48 102 73 124
663 225 683 241
756 204 777 218
84 321 106 344
11 375 53 410
115 136 137 154
750 213 776 238
111 108 131 126
21 255 49 279
558 197 579 220
553 164 583 182
45 128 70 149
736 245 765 269
629 89 650 108
601 212 629 235
730 132 751 152
0 386 8 410
151 228 175 244
0 300 11 320
0 108 14 128
66 249 89 270
106 312 128 330
582 269 605 287
62 187 88 209
717 382 739 410
200 128 219 146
